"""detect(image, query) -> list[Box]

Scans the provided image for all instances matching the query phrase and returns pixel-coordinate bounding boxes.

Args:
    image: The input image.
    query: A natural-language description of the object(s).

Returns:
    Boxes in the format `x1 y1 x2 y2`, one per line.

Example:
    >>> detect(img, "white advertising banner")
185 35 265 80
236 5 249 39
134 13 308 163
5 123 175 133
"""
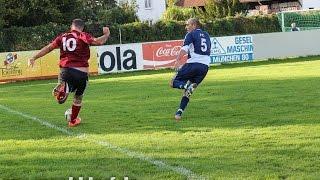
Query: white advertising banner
210 35 254 63
97 43 143 74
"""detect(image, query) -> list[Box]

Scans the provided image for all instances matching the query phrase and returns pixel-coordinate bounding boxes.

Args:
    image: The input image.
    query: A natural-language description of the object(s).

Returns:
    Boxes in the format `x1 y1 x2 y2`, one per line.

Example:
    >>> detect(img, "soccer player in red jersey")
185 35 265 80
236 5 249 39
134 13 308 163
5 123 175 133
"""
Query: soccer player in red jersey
28 19 110 127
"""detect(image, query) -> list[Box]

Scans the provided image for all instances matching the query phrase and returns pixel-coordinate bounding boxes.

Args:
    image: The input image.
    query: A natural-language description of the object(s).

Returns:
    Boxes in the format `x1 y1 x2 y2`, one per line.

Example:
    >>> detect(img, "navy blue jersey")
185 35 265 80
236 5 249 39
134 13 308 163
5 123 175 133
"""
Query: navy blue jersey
181 29 211 65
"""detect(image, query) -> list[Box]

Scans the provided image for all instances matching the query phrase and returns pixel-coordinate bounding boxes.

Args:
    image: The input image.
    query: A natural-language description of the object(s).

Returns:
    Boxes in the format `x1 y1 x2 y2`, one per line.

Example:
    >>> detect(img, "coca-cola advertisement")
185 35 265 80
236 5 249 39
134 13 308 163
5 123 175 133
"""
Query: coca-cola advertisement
142 40 187 69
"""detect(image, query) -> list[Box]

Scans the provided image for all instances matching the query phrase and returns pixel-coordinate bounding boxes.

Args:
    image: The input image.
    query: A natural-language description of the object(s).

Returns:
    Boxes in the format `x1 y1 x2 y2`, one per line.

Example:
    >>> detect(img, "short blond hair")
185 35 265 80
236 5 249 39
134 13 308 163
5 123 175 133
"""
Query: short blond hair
187 18 201 28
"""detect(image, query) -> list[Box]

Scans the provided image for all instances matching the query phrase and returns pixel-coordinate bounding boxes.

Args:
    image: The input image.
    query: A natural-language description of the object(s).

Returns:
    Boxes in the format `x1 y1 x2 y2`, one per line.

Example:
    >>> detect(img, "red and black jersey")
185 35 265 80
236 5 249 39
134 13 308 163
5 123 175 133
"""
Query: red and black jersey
51 30 94 68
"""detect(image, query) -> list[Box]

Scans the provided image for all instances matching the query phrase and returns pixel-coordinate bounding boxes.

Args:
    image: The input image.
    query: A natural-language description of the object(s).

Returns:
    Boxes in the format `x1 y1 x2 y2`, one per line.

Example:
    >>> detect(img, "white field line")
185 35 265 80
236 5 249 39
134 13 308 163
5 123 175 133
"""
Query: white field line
0 104 205 180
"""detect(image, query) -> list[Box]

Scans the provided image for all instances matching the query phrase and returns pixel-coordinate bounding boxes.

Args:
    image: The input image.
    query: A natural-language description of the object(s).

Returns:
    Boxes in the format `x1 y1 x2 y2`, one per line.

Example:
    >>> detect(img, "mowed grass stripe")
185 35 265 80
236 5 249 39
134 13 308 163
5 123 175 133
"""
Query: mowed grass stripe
0 104 203 180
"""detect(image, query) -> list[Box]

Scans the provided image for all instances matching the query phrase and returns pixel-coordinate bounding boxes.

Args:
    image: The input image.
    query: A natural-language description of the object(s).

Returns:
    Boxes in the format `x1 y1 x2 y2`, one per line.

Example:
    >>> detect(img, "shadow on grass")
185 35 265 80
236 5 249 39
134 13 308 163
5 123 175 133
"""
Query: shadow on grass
74 76 320 135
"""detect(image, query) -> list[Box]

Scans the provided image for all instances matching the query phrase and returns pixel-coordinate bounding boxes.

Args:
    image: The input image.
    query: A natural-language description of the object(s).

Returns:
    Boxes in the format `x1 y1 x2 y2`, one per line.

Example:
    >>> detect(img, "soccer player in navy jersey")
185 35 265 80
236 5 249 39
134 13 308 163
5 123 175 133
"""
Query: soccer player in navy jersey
28 19 110 127
170 18 211 121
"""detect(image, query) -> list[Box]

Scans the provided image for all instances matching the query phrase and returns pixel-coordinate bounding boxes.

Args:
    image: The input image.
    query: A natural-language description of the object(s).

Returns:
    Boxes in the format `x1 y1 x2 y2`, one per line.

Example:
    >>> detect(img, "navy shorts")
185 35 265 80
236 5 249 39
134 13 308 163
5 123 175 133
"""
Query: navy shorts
174 63 209 84
59 68 88 96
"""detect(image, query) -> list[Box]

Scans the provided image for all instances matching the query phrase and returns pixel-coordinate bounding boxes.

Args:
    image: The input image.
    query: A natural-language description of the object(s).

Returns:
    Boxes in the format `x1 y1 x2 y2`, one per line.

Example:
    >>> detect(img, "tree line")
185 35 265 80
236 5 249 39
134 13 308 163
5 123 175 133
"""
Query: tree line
0 0 137 28
0 0 282 52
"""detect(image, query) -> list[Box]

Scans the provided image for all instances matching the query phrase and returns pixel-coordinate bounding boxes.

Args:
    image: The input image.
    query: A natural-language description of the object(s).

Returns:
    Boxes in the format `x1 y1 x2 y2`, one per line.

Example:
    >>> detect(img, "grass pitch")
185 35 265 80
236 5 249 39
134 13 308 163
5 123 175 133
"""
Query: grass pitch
1 57 320 179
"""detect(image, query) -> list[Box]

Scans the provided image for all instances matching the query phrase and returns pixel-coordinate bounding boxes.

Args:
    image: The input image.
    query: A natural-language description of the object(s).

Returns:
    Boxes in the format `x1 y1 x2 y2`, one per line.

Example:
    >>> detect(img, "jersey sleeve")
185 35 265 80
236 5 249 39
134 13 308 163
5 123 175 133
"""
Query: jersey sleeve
50 35 62 49
181 32 193 52
82 33 94 45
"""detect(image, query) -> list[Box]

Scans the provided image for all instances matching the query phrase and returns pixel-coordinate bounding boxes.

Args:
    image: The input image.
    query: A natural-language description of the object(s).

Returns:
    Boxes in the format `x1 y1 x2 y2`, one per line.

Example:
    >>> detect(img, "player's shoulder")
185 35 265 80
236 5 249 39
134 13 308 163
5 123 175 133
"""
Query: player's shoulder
185 30 197 39
81 31 93 37
185 31 192 37
52 32 69 42
203 30 210 37
190 29 208 37
199 29 210 39
77 31 94 44
197 28 209 34
191 29 199 35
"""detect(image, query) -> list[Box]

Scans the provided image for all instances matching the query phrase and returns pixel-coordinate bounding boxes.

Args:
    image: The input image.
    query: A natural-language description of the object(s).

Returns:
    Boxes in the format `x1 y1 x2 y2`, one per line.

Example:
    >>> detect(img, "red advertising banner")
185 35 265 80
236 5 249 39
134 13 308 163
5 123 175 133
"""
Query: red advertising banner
142 40 187 69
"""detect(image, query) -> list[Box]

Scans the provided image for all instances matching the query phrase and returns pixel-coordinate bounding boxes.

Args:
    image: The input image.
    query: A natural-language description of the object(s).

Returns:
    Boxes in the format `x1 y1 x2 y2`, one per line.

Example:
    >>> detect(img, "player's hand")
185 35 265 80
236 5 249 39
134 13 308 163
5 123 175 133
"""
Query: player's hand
28 58 35 68
173 60 181 72
103 27 110 37
174 65 181 72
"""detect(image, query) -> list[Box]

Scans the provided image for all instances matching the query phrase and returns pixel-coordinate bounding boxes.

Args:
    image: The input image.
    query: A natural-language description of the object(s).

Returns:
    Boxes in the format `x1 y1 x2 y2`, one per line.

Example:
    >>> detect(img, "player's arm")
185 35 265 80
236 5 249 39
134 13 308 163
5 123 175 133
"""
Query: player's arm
28 43 55 67
91 27 110 45
174 49 188 70
174 33 192 70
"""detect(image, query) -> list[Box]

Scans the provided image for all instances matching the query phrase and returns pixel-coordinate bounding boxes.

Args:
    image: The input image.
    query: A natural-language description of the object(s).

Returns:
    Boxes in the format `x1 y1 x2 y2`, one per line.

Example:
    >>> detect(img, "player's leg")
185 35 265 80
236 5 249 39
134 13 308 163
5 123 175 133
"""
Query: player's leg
170 64 192 90
175 93 188 121
68 69 88 127
173 64 194 120
175 88 192 121
185 63 209 97
68 94 83 127
52 68 70 104
175 63 209 121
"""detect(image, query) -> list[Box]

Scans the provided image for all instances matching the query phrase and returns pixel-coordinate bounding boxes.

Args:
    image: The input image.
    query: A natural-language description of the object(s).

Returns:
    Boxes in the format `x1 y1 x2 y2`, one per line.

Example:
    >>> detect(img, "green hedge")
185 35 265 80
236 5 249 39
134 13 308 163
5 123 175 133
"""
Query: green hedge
0 15 281 52
0 23 69 52
205 15 281 36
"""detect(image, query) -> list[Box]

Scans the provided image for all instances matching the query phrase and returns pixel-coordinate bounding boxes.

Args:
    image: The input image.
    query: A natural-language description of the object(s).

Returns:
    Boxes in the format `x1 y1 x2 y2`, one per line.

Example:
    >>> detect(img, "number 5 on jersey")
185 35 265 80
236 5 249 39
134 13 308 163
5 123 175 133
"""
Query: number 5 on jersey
201 38 207 52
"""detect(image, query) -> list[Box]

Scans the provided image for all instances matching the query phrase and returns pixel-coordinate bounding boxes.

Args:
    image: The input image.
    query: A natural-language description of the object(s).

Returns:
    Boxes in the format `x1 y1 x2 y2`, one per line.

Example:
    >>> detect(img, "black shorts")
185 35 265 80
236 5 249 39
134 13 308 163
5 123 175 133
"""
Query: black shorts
59 68 88 96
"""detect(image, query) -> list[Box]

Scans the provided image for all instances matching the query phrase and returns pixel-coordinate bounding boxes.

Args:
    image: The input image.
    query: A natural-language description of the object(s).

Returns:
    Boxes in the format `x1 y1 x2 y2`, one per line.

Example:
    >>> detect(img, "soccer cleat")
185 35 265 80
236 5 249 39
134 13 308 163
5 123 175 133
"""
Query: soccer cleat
68 118 81 127
52 82 69 104
185 83 197 97
174 109 183 121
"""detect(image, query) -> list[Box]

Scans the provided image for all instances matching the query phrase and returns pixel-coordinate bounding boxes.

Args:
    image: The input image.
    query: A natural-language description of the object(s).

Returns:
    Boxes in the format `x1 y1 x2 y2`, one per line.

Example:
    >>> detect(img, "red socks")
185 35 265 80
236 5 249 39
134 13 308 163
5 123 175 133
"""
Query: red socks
71 104 81 123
